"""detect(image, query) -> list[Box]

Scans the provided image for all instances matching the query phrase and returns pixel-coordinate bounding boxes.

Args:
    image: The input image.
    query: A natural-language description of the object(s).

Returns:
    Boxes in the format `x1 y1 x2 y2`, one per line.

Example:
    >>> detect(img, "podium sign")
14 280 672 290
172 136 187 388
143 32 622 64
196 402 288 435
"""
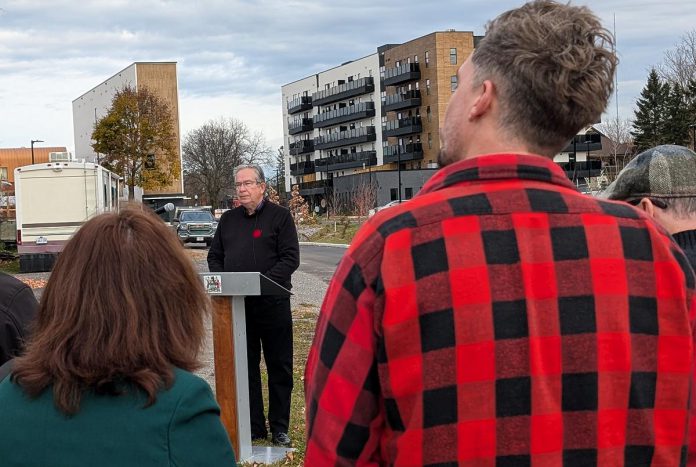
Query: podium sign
200 272 291 463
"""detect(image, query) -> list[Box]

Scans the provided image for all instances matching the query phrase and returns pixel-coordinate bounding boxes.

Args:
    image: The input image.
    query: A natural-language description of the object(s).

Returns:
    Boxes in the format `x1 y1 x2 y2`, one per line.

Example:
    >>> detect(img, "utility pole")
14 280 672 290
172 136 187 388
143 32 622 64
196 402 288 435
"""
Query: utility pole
30 139 44 165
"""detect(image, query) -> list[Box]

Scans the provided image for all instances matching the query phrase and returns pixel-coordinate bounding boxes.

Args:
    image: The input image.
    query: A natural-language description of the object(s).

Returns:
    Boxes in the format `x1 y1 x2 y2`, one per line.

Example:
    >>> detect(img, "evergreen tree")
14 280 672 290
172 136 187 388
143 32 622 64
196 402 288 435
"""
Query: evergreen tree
686 78 696 149
664 82 690 145
632 69 670 151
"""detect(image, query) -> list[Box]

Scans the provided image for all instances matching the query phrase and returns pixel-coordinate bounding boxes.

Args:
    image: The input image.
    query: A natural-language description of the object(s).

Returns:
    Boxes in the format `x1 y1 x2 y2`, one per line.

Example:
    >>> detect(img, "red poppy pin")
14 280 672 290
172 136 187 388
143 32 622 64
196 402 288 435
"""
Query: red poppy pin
253 229 262 238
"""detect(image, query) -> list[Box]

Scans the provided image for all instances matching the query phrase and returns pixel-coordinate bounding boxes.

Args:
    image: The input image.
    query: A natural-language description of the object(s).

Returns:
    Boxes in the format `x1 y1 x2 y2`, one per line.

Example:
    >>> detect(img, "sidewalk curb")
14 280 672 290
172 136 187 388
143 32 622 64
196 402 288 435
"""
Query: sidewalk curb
299 242 349 249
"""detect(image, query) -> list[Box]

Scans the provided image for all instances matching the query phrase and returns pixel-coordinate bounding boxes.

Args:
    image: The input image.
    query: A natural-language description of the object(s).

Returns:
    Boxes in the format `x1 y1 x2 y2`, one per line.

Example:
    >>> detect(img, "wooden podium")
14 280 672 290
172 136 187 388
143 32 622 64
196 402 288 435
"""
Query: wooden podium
200 272 291 463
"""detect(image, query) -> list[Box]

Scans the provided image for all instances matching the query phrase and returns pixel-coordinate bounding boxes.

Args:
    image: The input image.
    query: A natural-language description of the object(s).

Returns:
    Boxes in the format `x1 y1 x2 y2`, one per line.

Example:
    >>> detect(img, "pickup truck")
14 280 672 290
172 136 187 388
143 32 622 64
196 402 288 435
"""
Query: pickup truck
173 209 218 246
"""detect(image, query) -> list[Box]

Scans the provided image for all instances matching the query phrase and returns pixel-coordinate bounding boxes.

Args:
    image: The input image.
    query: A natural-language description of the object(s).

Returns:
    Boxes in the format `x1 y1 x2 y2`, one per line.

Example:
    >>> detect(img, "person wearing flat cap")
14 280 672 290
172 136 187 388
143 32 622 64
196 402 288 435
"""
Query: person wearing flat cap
603 144 696 269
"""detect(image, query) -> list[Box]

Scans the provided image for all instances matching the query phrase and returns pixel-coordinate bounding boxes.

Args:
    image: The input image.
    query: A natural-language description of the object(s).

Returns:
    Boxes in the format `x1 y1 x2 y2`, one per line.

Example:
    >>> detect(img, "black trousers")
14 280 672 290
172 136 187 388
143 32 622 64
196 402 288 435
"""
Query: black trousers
245 295 293 436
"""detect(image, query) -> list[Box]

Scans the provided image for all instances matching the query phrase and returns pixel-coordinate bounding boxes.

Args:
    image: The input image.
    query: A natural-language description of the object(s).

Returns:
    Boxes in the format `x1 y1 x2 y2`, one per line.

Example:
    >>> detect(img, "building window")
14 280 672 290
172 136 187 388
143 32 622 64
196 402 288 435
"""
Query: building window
425 51 430 68
426 79 431 95
414 55 418 63
451 75 458 92
428 133 433 149
450 48 457 65
415 81 420 90
427 106 431 122
405 187 413 199
390 188 398 201
0 167 7 180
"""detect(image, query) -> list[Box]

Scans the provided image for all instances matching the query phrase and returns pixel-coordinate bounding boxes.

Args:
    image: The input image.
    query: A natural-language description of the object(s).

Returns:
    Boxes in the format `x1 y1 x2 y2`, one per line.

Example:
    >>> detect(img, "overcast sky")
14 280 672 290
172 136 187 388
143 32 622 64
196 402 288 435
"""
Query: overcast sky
0 0 694 154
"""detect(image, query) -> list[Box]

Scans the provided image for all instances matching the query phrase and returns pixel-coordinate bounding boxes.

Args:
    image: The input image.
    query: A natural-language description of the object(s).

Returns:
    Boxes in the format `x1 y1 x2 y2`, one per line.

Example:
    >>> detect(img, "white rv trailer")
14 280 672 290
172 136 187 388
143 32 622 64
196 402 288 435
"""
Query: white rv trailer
14 162 121 272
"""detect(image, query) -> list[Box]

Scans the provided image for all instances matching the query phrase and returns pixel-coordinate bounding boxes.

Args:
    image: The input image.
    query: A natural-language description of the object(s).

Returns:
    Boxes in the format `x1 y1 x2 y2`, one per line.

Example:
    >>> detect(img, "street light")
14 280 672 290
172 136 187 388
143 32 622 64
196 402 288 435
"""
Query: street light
30 139 44 165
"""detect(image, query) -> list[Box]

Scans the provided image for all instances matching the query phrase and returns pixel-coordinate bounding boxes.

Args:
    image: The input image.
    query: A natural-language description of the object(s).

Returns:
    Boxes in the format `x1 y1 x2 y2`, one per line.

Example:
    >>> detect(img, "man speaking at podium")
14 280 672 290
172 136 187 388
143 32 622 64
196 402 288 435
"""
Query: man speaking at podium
208 163 299 447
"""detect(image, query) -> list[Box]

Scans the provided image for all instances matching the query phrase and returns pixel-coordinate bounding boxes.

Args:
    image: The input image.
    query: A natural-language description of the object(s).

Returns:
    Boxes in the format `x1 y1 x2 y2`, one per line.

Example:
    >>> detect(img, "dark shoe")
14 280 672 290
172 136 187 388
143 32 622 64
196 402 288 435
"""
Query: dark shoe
271 432 291 446
251 432 267 441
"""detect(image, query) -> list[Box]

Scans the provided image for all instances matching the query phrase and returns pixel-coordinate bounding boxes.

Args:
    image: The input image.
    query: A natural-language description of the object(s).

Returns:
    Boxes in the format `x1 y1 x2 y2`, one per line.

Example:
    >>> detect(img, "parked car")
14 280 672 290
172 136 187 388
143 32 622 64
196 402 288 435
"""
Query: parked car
173 209 218 246
368 200 403 217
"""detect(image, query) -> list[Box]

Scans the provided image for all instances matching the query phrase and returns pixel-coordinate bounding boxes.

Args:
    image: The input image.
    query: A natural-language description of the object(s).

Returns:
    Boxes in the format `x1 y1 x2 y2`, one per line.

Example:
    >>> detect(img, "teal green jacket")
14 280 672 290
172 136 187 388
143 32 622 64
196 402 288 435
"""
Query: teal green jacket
0 368 236 466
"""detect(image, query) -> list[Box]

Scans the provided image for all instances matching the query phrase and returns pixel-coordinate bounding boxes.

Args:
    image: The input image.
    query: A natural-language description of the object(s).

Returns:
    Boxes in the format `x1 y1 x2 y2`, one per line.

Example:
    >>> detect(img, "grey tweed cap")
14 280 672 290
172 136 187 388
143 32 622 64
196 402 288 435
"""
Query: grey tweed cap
602 145 696 200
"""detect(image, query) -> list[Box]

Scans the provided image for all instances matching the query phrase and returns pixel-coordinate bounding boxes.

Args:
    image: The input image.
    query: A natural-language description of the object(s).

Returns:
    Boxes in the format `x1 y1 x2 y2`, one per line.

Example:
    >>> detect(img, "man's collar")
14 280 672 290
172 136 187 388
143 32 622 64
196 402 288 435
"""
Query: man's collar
420 153 577 195
244 199 265 216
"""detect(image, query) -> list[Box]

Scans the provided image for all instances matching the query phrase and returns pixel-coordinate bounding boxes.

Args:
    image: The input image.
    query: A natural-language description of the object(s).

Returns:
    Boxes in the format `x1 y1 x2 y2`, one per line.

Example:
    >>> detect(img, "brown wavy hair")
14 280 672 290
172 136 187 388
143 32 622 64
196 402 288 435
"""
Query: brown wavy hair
472 0 617 156
12 206 209 415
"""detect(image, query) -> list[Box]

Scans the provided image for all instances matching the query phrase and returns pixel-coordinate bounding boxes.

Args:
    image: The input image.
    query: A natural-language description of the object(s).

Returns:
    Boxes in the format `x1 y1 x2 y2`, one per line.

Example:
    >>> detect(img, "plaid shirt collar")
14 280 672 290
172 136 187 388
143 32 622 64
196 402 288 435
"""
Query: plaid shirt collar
420 153 577 196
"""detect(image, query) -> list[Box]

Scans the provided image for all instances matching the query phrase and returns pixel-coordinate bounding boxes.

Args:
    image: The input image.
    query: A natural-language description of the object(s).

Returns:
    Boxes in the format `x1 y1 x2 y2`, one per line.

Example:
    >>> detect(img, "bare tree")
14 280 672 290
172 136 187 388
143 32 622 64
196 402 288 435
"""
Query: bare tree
658 30 696 89
351 178 378 221
182 118 272 208
596 117 635 182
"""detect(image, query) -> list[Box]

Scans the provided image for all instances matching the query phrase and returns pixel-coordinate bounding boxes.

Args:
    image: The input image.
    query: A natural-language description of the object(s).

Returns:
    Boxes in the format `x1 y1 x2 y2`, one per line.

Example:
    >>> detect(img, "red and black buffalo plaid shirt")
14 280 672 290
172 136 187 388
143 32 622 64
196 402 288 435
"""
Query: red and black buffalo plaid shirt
305 154 696 466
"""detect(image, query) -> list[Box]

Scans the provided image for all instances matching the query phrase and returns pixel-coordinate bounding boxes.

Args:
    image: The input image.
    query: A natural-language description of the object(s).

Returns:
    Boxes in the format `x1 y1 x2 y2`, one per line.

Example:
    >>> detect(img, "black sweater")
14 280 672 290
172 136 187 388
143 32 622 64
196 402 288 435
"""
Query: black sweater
207 201 300 290
0 272 38 366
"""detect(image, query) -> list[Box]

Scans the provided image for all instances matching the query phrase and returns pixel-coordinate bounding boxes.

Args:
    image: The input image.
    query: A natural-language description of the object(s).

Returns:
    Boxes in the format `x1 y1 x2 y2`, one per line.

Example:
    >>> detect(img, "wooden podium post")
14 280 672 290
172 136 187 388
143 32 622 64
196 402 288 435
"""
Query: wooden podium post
201 272 291 464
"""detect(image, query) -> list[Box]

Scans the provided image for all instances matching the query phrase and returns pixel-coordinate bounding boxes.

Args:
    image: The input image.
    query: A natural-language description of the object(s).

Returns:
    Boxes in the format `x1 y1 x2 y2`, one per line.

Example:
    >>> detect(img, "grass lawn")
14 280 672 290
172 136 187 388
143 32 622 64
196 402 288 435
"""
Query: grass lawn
0 258 20 274
307 220 362 245
251 303 318 466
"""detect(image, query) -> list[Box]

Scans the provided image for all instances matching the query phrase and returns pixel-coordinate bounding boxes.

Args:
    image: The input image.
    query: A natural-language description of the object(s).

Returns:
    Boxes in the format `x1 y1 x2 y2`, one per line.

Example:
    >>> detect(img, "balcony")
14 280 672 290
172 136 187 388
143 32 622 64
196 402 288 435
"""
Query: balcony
313 102 375 129
288 117 313 135
312 77 375 106
383 143 424 164
382 62 420 86
290 160 316 176
298 179 333 196
287 96 312 115
322 151 378 171
315 157 329 172
289 139 314 156
382 116 422 137
383 90 421 112
314 126 376 150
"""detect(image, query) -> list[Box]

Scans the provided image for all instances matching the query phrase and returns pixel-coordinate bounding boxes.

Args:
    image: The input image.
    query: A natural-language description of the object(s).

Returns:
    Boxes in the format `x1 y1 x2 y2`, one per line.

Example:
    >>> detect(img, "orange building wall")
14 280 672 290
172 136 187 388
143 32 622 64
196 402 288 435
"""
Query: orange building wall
0 147 68 184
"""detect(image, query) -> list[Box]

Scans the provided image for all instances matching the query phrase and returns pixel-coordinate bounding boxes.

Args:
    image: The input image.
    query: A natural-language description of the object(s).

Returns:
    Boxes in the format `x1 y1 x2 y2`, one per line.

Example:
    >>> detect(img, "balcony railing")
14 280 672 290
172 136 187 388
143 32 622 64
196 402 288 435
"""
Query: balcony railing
288 117 313 135
382 62 420 86
290 160 316 176
312 77 375 106
287 95 312 115
382 116 422 138
383 143 424 164
383 90 421 112
313 102 375 128
315 157 329 172
289 139 314 156
314 126 376 150
298 179 333 196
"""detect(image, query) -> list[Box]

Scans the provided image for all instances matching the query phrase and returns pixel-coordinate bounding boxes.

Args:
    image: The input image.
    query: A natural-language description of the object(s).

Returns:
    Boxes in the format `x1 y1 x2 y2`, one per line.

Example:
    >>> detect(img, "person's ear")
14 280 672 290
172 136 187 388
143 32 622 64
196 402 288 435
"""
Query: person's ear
638 197 656 218
469 80 495 120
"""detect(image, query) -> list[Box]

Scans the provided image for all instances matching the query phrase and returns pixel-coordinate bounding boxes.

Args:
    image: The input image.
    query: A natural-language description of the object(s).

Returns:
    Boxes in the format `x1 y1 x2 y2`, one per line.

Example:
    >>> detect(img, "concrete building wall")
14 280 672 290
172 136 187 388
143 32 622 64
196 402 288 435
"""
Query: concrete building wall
73 64 137 162
333 169 437 207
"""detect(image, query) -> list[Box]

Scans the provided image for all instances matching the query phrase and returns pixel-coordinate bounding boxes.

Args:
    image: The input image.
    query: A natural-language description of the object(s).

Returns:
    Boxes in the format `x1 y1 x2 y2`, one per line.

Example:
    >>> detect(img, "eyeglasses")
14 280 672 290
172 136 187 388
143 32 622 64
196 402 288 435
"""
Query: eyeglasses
235 180 260 190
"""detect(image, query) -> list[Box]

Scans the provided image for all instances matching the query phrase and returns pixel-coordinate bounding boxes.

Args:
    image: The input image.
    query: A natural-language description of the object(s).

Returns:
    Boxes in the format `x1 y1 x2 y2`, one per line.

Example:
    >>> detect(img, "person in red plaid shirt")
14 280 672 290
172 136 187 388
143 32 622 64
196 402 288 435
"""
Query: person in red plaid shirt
305 1 696 465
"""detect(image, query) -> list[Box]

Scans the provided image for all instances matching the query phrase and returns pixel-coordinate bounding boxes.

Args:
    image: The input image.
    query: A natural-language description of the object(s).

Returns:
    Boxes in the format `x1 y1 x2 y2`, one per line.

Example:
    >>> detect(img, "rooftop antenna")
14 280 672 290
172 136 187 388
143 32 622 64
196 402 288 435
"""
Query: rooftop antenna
614 13 619 121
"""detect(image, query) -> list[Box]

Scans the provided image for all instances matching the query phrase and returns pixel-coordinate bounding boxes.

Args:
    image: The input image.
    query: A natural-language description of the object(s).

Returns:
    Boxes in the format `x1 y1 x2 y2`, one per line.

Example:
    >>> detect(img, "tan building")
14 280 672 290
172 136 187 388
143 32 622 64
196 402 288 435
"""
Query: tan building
380 31 478 170
72 62 184 207
0 146 67 184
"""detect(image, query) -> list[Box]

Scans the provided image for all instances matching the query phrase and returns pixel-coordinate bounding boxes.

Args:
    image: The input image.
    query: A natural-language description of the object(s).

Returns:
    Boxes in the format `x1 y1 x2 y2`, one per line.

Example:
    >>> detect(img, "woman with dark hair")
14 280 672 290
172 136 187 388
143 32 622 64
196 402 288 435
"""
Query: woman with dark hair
0 207 235 466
